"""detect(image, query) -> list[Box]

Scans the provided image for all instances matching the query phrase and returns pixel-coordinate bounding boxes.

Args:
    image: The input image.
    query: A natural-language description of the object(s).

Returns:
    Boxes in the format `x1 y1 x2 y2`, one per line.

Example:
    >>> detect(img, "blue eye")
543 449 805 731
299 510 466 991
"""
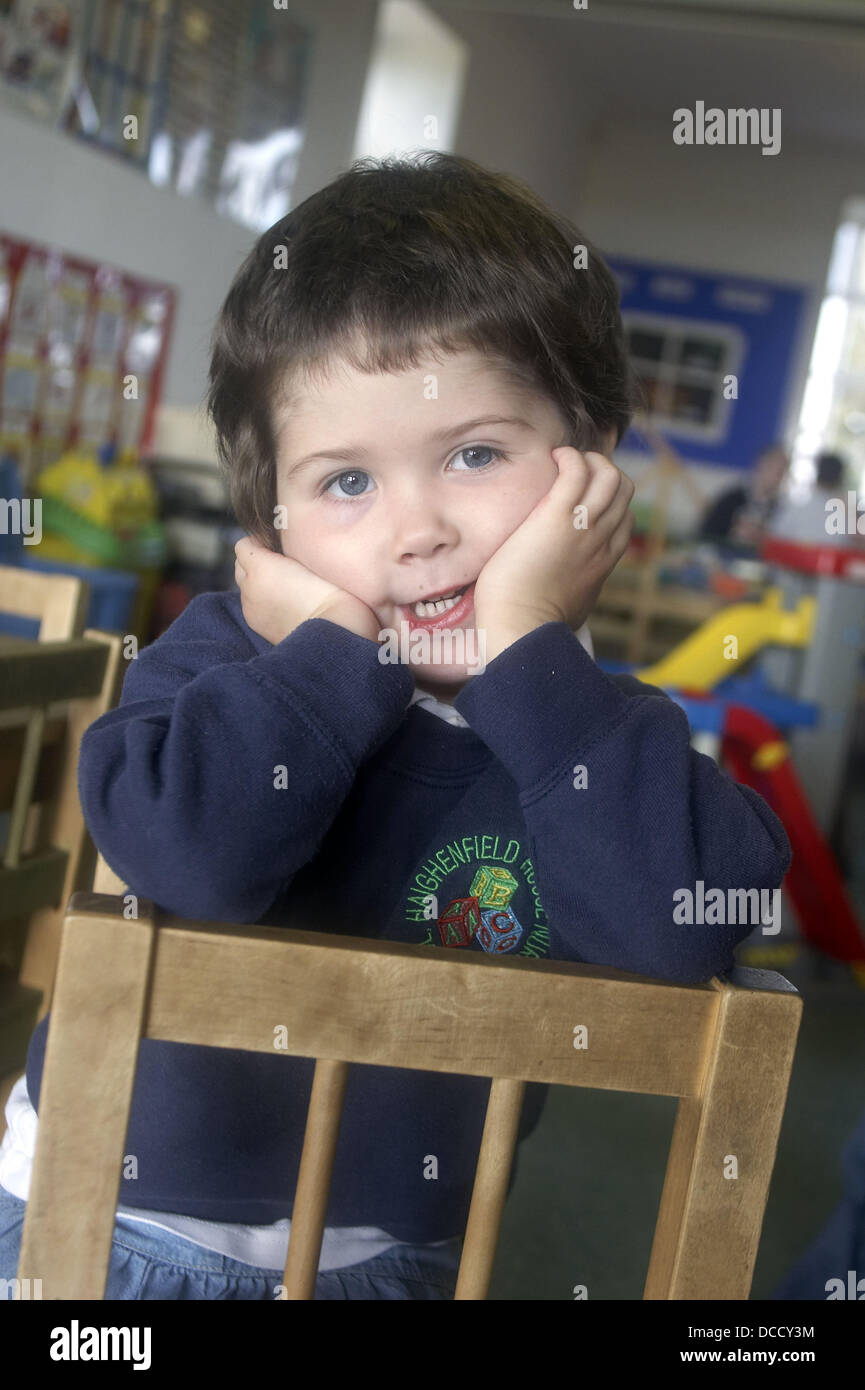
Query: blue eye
320 446 508 502
322 470 371 501
450 445 507 471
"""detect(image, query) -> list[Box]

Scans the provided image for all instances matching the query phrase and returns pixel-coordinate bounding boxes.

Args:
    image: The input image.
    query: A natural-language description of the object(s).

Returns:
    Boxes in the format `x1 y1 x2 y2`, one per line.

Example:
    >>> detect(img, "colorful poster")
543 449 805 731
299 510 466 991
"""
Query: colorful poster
0 232 176 488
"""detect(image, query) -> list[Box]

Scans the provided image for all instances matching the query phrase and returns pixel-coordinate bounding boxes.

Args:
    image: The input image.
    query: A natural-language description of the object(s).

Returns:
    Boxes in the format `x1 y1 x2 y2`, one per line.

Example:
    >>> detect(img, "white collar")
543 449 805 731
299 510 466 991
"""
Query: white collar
408 686 470 727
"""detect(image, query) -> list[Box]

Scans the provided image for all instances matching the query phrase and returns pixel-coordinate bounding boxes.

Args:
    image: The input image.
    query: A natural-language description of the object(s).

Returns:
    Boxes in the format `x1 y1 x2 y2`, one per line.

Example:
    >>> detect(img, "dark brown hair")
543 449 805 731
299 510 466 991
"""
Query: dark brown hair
206 151 637 548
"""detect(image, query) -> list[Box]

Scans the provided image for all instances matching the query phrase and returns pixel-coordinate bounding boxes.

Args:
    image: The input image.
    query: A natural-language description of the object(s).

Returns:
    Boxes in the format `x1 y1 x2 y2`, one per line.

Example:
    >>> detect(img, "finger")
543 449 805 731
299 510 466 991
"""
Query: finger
605 508 634 562
552 445 611 475
591 472 636 539
572 455 629 526
551 445 592 496
235 535 264 562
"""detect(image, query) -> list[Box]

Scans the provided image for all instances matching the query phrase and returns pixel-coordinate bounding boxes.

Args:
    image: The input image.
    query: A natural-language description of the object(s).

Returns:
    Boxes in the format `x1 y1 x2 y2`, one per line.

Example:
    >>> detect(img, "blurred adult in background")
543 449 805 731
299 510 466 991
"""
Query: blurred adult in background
699 444 790 546
769 450 860 547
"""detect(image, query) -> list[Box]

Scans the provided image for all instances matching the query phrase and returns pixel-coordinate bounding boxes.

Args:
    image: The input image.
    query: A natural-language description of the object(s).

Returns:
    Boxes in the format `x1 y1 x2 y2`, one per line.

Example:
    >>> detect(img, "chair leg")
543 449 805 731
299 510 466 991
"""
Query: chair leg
16 897 155 1300
644 972 802 1299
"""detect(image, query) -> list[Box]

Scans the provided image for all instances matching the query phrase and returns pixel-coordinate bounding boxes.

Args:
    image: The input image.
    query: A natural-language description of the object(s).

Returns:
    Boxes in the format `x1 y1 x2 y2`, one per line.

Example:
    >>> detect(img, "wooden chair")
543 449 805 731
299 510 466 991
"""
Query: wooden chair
0 565 126 1131
15 857 802 1300
0 564 89 644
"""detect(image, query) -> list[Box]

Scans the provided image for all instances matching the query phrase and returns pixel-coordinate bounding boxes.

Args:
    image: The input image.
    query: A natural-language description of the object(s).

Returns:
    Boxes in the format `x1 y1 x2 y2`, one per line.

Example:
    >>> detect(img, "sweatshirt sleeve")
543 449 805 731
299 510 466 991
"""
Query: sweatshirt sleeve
452 622 791 984
79 597 414 922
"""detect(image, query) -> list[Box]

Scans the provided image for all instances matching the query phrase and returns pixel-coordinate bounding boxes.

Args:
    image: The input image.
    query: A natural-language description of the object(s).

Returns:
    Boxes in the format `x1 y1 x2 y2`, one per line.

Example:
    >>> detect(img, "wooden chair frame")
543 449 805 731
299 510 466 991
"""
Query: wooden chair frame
16 878 802 1301
0 632 125 1015
0 564 90 644
0 564 125 1022
1 563 126 1125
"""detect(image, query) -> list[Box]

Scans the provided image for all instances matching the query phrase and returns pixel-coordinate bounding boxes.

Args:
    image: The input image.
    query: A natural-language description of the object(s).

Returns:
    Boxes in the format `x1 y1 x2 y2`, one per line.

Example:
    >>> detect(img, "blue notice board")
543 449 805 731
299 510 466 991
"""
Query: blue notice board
606 256 808 469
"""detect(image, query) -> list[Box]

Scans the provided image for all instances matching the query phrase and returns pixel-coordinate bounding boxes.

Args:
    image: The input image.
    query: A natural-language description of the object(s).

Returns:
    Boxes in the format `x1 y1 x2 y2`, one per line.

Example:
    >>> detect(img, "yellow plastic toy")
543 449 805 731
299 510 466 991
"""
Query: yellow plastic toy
636 588 816 692
31 445 166 637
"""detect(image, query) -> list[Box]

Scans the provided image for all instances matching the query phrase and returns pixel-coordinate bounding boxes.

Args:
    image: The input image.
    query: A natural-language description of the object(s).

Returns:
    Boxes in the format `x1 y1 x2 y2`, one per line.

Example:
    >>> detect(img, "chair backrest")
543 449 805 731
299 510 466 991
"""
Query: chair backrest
0 564 89 643
16 889 802 1300
0 624 125 1059
1 557 128 1042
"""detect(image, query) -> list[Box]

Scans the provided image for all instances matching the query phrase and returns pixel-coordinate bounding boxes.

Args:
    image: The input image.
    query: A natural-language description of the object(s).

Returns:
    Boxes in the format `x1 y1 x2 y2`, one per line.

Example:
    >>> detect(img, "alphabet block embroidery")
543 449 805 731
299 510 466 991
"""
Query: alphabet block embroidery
404 833 550 959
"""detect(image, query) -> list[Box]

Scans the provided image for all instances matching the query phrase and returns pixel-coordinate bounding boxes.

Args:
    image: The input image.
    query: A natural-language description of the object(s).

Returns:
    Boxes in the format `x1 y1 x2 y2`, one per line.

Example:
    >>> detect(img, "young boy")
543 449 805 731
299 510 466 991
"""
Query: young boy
0 152 791 1300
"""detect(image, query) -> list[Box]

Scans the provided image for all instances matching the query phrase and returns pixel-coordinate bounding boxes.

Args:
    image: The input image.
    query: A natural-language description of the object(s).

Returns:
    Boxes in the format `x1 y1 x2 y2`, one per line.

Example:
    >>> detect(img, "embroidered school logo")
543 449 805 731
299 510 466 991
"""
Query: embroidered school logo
404 833 550 959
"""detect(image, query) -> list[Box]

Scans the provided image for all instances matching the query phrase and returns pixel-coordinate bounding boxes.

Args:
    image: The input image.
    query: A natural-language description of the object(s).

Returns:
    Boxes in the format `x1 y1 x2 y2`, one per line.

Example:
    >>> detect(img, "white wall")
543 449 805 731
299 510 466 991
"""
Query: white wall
578 116 861 286
430 5 592 218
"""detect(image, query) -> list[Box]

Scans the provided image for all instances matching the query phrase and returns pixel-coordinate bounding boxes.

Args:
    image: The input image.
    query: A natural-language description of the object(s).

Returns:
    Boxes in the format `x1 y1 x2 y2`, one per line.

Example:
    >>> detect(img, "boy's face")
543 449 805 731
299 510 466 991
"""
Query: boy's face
273 348 614 699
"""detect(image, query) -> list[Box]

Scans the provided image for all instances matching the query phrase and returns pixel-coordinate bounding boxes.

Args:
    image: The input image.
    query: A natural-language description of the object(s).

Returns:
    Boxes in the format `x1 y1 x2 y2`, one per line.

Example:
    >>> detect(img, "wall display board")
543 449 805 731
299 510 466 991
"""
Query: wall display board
0 230 176 485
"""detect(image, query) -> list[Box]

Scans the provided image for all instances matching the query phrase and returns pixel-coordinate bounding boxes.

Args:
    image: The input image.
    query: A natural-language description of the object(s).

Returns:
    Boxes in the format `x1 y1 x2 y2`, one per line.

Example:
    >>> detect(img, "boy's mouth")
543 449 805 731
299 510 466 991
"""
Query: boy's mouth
397 581 476 628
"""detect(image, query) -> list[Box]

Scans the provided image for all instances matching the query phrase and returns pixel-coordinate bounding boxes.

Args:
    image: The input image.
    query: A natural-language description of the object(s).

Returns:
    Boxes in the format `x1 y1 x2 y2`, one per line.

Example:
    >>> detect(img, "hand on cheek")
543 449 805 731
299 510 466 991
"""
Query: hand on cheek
234 535 381 645
472 447 635 650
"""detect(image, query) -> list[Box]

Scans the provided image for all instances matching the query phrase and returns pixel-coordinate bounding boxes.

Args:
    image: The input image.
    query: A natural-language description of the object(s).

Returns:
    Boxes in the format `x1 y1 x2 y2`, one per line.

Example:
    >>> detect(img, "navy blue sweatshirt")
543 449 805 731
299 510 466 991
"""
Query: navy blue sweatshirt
25 592 791 1241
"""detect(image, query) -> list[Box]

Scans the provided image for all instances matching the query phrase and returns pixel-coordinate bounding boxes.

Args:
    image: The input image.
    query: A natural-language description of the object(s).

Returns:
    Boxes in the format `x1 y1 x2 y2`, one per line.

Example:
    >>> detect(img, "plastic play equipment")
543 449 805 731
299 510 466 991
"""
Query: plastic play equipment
758 537 865 834
637 588 816 693
670 688 865 964
722 703 864 963
621 554 865 966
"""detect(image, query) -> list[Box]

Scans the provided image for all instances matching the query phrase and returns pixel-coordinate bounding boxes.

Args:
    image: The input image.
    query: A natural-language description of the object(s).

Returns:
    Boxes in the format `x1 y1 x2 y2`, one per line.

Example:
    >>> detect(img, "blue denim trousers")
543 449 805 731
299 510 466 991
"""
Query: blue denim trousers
0 1183 462 1300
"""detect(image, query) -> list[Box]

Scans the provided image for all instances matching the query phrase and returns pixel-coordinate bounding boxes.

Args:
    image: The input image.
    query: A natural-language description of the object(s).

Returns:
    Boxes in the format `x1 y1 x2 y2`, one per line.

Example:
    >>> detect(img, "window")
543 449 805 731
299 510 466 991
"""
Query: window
623 311 744 444
353 0 467 159
790 196 865 496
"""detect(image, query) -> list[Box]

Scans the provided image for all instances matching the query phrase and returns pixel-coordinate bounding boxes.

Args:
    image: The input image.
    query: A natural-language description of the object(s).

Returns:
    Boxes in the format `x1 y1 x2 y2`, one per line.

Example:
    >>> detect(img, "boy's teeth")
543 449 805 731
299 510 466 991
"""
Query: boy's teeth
412 585 467 617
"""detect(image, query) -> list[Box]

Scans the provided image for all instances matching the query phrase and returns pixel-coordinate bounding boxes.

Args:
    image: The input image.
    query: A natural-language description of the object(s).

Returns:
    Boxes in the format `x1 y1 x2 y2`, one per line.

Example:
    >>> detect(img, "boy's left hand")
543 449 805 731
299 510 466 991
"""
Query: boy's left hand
473 447 635 657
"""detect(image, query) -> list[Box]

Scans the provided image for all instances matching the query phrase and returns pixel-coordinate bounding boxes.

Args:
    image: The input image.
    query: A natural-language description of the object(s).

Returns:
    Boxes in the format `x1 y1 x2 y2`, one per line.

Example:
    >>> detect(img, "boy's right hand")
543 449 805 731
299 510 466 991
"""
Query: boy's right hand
234 536 382 646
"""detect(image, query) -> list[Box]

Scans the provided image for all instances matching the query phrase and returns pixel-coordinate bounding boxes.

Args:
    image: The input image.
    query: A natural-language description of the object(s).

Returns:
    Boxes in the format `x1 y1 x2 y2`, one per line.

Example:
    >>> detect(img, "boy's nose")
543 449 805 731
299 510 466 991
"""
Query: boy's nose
391 514 460 561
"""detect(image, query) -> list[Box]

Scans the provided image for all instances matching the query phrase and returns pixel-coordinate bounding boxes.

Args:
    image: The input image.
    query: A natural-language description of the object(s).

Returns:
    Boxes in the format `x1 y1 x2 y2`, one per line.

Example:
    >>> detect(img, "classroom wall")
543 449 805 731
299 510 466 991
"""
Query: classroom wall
1 3 860 507
424 5 593 219
0 0 382 430
566 115 865 527
0 0 587 442
0 102 249 430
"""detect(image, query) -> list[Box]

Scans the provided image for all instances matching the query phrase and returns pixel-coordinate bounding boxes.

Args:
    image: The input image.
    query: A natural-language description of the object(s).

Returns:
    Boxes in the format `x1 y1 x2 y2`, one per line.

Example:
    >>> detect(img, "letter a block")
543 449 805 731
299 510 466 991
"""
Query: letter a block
438 896 482 947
